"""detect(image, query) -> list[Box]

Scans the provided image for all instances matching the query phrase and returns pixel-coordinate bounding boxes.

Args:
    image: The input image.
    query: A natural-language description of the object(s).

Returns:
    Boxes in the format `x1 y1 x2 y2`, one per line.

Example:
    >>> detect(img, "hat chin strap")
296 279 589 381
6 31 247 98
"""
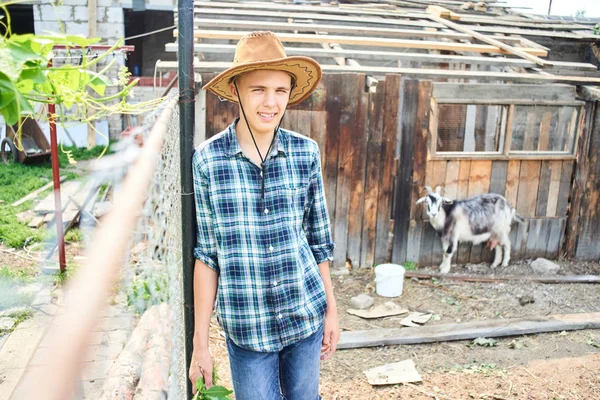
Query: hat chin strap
234 81 288 199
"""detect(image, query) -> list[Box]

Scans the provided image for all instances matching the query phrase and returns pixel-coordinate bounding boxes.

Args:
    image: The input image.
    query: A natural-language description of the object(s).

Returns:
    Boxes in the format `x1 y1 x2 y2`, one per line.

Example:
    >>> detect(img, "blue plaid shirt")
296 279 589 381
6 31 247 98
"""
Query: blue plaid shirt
192 119 335 352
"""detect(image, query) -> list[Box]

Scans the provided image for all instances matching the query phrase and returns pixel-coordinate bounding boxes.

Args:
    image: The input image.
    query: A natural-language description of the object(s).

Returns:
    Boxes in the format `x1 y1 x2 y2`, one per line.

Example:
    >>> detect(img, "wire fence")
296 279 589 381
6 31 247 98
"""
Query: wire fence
15 93 186 399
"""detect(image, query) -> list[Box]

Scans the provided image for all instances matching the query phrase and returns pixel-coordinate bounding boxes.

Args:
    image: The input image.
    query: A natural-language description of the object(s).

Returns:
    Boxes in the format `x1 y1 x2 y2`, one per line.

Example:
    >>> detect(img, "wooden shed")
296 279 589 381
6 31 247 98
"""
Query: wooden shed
164 0 600 268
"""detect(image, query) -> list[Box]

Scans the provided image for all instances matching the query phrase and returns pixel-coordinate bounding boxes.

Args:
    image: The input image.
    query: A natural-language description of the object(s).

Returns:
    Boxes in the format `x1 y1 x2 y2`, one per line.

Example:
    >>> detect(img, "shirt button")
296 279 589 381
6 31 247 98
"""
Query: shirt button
269 245 274 252
264 208 269 214
277 313 283 319
273 281 278 287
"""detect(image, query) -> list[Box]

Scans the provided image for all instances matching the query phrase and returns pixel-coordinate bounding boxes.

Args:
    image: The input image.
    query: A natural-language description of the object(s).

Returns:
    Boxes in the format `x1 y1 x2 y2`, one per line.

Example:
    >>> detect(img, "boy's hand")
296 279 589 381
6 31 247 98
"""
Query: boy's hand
321 306 339 360
189 347 214 393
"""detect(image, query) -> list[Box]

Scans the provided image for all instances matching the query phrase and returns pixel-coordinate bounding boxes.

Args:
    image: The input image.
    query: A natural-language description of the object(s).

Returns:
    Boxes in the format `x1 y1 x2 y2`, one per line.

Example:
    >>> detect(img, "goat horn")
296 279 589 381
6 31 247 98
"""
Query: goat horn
435 186 442 194
422 186 433 194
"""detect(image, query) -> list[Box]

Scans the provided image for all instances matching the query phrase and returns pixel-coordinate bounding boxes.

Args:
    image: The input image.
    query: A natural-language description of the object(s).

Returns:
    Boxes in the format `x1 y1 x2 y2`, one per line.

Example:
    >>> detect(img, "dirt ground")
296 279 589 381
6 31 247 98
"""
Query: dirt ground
3 241 599 399
209 259 600 399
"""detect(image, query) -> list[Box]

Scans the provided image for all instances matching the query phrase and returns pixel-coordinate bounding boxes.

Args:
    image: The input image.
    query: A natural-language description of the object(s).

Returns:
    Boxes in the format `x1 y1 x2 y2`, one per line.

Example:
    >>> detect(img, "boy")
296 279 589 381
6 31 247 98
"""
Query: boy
189 31 338 400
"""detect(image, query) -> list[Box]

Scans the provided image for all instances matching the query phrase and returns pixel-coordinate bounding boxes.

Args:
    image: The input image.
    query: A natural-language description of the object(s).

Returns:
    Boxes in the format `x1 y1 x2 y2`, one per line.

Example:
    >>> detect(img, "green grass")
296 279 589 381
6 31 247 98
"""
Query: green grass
64 228 83 243
403 261 418 271
0 144 111 248
0 308 34 336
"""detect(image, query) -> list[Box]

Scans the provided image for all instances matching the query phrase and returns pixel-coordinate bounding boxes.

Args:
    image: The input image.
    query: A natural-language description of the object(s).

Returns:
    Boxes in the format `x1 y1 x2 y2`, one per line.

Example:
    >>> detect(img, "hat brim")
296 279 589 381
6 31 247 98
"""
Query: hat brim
203 56 322 106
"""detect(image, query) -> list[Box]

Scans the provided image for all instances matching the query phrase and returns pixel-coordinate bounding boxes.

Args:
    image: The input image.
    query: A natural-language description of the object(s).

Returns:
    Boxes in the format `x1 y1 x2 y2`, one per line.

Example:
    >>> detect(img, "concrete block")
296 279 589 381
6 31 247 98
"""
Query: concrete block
73 5 89 22
148 0 176 7
97 22 124 39
350 294 374 310
531 258 560 274
66 21 90 37
33 5 42 21
35 21 63 35
39 5 72 21
61 0 89 5
105 7 125 24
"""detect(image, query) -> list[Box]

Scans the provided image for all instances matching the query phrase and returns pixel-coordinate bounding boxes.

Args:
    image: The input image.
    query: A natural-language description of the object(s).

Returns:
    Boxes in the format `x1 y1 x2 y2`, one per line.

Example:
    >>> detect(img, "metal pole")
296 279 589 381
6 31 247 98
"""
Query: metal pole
178 0 196 398
48 58 67 273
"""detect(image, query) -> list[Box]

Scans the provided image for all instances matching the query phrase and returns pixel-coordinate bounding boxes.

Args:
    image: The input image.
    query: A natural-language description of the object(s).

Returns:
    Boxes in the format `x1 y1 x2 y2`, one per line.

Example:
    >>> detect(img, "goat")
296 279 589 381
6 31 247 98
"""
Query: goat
416 186 524 274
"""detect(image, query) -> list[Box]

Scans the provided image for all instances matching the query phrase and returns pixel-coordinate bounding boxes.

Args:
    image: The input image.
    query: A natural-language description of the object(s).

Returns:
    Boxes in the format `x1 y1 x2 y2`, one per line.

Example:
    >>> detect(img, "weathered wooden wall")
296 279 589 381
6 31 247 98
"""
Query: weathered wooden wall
201 73 597 267
392 81 582 266
202 73 401 268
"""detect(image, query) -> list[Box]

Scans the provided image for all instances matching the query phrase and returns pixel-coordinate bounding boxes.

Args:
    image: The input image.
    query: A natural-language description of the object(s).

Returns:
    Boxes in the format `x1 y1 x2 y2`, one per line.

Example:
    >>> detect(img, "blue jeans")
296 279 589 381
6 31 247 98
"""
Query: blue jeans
226 323 323 400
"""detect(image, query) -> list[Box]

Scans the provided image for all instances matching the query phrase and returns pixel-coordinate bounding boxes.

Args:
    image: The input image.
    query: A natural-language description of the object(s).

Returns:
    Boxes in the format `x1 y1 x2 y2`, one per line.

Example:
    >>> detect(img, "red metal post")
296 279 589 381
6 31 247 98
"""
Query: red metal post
48 58 66 273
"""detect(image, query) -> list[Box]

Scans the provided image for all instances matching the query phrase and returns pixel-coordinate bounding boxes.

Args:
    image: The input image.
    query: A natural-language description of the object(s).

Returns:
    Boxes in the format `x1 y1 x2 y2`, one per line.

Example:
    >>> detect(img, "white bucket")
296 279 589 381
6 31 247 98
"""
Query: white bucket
374 264 406 297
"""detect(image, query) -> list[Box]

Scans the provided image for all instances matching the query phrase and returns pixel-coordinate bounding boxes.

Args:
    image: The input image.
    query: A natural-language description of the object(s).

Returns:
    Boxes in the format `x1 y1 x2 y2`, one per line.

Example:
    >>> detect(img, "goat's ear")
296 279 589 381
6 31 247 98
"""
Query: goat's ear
416 196 427 204
442 197 453 204
435 186 443 194
422 186 432 194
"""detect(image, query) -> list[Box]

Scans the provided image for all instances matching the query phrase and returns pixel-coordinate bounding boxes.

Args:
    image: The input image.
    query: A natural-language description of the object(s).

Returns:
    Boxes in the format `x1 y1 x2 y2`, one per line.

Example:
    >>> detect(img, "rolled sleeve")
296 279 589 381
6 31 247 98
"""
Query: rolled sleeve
304 148 335 264
192 151 219 273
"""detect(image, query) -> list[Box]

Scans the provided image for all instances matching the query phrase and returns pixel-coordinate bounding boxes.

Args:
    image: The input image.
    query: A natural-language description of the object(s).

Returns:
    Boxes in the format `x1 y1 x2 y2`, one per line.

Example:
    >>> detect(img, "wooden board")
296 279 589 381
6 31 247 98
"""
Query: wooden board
338 312 600 349
361 81 385 268
546 218 566 259
538 111 552 151
546 160 563 217
404 271 600 284
333 75 361 264
11 177 67 207
374 75 402 264
504 160 521 208
512 219 529 259
324 74 342 246
525 218 542 258
556 161 574 217
392 79 419 264
467 160 492 196
516 161 541 218
489 161 508 196
443 160 460 199
536 160 552 217
190 31 548 56
433 83 577 103
456 160 471 264
346 77 369 268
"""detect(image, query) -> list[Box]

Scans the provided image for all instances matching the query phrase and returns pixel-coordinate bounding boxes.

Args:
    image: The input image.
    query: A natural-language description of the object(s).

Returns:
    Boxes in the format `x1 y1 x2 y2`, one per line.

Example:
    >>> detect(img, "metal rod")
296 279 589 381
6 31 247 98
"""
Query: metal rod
48 58 66 273
178 0 196 397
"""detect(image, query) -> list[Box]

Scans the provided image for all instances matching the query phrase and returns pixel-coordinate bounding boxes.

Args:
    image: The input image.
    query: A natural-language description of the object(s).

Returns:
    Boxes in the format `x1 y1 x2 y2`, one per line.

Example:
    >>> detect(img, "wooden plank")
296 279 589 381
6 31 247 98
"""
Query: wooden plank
11 176 67 207
406 221 423 264
392 79 418 264
536 161 552 217
374 74 402 264
347 78 368 268
404 271 600 284
361 81 385 269
190 30 548 56
192 7 446 29
323 74 342 248
505 160 520 207
516 161 541 218
419 222 438 267
525 218 542 258
573 104 600 260
179 62 600 85
426 14 547 66
546 218 566 259
545 160 563 217
176 43 597 72
192 18 492 41
556 161 574 217
534 218 551 259
467 160 492 196
512 219 529 260
489 161 508 196
456 160 471 264
338 313 600 349
333 75 362 264
538 111 552 151
523 111 537 151
443 160 460 199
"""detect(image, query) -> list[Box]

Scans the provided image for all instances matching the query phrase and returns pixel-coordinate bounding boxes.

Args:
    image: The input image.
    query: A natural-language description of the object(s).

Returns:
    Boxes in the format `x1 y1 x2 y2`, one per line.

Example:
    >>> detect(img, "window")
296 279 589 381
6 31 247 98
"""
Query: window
430 100 583 160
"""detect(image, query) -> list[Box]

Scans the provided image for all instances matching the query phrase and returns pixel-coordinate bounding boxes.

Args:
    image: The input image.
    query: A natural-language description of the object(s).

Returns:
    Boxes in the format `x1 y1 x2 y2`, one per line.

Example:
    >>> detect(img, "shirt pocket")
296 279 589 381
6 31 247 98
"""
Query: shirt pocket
278 184 307 227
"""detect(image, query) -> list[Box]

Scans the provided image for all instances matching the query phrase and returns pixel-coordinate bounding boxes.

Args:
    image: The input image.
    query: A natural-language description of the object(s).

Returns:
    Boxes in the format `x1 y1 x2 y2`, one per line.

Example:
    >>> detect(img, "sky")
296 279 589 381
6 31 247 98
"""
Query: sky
502 0 600 18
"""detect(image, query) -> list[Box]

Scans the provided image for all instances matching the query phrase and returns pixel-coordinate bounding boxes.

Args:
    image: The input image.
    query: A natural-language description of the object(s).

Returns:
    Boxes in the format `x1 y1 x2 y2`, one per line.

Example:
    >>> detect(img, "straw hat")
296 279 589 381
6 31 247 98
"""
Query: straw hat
203 31 322 106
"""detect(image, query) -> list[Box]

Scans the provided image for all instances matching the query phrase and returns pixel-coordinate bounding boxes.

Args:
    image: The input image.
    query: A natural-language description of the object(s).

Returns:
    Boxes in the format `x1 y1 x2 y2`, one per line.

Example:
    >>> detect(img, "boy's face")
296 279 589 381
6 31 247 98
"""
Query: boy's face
230 69 293 135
